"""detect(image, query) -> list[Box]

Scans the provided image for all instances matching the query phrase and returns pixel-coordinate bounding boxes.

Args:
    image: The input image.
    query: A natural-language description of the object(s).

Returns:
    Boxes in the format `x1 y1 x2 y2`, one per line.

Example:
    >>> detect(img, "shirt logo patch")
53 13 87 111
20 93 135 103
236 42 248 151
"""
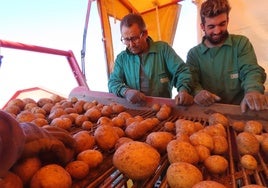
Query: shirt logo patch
160 77 169 83
230 73 238 79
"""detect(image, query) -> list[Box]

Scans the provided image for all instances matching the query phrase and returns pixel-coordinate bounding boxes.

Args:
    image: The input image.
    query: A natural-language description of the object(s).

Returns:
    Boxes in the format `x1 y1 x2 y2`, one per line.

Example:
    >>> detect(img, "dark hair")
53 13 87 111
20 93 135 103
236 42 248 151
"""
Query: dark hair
200 0 231 24
120 13 146 32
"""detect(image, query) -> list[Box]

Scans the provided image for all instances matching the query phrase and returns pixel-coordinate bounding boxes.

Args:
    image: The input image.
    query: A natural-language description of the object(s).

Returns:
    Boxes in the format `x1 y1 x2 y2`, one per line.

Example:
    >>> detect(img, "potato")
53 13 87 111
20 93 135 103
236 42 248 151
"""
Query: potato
97 116 113 126
81 121 94 130
204 155 228 174
145 131 174 153
231 121 246 132
236 132 260 155
244 120 263 135
7 98 25 110
94 125 119 151
111 103 125 114
111 116 125 128
167 140 199 164
0 171 23 188
74 114 88 127
195 145 211 162
192 180 226 188
166 162 203 188
101 105 113 117
30 164 72 188
77 149 103 168
208 112 229 127
190 131 214 151
241 185 266 188
65 160 89 179
84 107 102 122
31 118 49 127
175 119 197 136
261 136 268 153
203 123 227 137
73 131 95 153
113 141 160 180
125 121 148 140
50 117 72 130
212 135 228 155
240 154 258 170
151 103 161 112
114 137 133 150
175 132 190 142
48 108 66 121
4 105 21 115
12 157 42 185
16 111 36 123
164 121 175 132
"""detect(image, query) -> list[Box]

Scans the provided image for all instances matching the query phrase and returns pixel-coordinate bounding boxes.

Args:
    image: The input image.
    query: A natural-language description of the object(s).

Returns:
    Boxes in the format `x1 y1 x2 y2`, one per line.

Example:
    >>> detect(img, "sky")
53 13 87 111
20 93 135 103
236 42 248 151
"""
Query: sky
0 0 197 108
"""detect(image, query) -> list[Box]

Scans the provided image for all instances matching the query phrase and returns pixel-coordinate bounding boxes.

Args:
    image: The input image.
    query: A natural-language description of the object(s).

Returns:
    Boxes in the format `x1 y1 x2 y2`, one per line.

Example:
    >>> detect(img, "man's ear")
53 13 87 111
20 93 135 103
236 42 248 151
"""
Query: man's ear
200 23 205 31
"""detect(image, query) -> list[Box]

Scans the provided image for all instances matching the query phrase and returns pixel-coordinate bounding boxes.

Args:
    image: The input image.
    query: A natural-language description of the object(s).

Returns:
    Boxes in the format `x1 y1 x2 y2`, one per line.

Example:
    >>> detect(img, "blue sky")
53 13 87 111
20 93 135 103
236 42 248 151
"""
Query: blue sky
0 0 197 107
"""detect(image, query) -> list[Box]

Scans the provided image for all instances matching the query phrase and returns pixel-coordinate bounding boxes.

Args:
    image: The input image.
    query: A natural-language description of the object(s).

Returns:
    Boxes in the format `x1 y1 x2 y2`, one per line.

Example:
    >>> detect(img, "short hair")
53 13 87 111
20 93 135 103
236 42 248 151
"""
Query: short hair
120 13 146 32
200 0 231 24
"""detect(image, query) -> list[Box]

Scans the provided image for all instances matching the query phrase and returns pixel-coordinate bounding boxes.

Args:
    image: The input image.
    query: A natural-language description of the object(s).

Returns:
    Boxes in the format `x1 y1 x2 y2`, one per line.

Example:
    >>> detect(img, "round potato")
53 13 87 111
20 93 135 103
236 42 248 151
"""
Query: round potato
195 145 211 162
167 140 199 164
208 113 229 127
113 141 160 180
30 164 72 188
167 162 203 188
115 137 134 150
244 120 263 135
145 131 174 154
94 125 119 151
236 132 260 155
12 157 42 185
212 135 228 155
73 131 95 153
65 160 89 179
0 171 23 188
164 121 175 132
231 121 246 132
261 136 268 153
190 131 214 151
175 119 197 136
192 180 226 188
204 155 228 174
77 149 103 168
240 154 258 170
241 185 266 188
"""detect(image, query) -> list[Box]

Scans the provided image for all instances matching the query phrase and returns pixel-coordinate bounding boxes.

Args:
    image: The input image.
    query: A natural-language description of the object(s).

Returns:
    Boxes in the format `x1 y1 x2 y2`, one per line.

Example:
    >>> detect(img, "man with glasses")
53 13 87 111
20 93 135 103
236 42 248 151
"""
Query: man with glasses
186 0 268 112
108 13 194 105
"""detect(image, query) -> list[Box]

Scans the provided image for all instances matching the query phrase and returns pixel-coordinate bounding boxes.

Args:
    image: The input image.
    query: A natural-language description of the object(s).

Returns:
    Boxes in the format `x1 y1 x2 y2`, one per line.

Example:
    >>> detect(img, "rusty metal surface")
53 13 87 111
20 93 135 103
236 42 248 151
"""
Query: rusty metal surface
69 88 268 188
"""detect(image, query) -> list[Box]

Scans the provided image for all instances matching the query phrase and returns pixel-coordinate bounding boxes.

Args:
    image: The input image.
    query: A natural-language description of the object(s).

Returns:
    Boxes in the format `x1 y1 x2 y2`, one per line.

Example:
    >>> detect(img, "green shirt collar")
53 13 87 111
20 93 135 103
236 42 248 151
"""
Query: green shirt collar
200 35 233 54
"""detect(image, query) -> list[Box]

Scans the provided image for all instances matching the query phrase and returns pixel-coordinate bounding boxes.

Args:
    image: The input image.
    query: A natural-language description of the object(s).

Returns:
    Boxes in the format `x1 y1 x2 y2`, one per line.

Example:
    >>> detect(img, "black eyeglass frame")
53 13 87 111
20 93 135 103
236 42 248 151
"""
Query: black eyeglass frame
120 32 144 45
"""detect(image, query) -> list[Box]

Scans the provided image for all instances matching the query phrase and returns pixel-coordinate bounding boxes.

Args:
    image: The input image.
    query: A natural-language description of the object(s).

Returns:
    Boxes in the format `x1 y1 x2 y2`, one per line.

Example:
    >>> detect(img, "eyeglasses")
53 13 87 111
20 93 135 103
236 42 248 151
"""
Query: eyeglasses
120 32 143 45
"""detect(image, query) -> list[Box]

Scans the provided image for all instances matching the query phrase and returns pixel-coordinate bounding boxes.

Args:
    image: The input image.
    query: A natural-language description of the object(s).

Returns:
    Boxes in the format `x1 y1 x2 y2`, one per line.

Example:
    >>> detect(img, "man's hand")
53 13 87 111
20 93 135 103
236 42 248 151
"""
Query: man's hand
175 91 194 105
124 89 146 104
194 90 221 106
240 91 268 113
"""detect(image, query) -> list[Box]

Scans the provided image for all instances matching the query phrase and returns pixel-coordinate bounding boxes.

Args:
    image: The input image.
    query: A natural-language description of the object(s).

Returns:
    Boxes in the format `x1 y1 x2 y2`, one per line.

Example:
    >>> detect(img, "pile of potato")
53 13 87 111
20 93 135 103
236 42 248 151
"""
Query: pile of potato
2 96 267 188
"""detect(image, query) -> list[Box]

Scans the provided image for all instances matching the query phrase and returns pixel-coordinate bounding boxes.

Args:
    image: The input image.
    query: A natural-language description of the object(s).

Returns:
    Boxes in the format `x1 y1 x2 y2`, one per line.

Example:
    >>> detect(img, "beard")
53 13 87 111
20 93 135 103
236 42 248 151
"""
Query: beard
205 31 229 45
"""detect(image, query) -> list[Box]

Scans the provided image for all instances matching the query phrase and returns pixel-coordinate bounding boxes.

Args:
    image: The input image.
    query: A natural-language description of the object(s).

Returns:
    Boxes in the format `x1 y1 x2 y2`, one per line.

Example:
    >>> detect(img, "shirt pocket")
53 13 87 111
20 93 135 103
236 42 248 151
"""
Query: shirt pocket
158 73 170 84
226 70 240 90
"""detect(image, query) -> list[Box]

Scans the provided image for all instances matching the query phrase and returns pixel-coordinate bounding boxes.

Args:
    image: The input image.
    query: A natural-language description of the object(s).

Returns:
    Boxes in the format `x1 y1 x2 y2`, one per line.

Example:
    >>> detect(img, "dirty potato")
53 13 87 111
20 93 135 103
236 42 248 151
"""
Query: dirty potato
167 162 203 188
113 141 160 180
145 131 174 154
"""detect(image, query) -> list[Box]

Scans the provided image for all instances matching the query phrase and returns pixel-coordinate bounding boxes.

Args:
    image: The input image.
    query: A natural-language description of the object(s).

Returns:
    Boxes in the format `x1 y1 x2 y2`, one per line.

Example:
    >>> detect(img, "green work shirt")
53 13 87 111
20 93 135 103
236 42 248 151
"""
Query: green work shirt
186 34 266 104
108 37 193 98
